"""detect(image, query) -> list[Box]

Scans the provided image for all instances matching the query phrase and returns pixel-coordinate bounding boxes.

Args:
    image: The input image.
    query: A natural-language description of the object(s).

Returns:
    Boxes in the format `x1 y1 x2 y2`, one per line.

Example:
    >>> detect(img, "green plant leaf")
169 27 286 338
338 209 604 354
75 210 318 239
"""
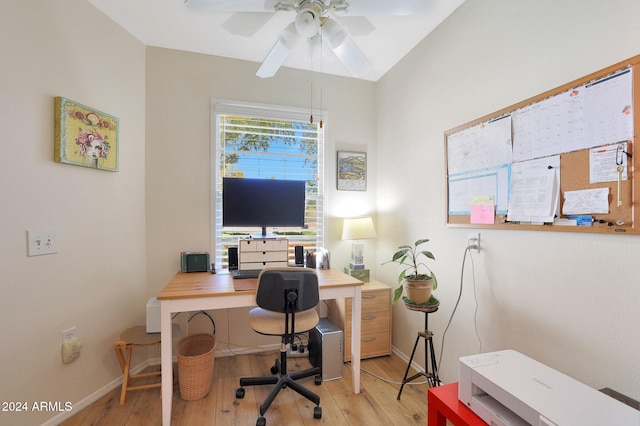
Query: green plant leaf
415 238 430 246
392 286 404 303
418 250 435 260
391 248 409 261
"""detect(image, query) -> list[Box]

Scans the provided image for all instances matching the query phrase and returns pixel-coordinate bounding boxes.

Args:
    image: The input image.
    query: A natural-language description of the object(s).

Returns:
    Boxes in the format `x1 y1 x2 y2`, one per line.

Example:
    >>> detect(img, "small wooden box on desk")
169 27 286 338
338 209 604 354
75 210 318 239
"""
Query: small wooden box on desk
238 238 288 270
329 279 392 361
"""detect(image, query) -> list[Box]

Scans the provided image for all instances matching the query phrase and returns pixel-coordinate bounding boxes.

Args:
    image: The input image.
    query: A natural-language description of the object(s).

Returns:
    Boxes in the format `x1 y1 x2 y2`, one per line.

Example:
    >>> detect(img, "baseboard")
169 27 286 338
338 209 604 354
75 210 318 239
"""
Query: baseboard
44 344 281 425
42 344 280 426
391 345 424 373
41 357 168 426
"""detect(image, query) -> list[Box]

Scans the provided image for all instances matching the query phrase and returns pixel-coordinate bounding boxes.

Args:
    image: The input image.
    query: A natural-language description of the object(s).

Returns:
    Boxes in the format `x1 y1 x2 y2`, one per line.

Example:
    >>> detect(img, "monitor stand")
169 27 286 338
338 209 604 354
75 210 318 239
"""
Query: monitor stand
251 227 277 239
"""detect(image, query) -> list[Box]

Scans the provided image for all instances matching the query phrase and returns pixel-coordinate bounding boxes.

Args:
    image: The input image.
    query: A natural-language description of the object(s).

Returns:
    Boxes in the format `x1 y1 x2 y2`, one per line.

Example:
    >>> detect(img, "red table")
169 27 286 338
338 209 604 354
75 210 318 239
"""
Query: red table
428 382 487 426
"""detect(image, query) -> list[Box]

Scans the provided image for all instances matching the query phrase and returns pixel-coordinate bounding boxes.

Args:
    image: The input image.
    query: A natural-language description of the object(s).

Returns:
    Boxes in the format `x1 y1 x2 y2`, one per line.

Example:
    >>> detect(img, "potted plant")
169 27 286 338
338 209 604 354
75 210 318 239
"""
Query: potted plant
384 238 438 304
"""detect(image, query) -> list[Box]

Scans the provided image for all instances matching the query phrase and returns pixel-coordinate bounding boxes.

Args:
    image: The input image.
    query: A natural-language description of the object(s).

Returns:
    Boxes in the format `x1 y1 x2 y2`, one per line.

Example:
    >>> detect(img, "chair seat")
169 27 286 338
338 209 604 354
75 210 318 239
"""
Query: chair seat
249 307 319 335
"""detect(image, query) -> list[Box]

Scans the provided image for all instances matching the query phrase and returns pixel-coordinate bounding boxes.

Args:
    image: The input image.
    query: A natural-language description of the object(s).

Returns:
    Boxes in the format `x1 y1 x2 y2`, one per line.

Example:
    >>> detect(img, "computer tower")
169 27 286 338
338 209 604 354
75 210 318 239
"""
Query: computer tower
308 317 343 381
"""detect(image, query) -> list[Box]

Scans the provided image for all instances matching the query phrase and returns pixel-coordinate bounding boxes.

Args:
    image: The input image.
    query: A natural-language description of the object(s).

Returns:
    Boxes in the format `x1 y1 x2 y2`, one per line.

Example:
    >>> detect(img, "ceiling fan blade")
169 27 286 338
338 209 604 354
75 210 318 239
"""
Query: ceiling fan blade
256 22 300 78
330 35 372 77
222 12 274 37
334 16 375 36
184 0 278 12
322 19 371 77
334 0 433 16
256 40 290 78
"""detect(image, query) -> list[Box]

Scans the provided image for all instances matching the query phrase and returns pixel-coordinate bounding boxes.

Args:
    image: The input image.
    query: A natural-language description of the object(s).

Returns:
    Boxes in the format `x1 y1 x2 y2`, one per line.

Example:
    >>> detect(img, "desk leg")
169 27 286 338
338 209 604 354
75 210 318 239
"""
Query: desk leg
351 285 362 394
161 302 173 425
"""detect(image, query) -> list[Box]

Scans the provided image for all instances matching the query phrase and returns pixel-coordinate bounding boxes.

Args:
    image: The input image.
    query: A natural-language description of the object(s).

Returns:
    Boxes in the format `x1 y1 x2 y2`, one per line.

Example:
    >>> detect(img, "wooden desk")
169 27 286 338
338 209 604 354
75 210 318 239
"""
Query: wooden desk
157 269 363 425
428 382 487 426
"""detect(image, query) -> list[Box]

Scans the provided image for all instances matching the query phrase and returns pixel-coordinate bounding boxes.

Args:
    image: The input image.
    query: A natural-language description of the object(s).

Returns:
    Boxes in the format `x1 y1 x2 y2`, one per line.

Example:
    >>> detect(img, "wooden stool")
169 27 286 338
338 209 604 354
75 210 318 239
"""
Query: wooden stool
114 326 162 405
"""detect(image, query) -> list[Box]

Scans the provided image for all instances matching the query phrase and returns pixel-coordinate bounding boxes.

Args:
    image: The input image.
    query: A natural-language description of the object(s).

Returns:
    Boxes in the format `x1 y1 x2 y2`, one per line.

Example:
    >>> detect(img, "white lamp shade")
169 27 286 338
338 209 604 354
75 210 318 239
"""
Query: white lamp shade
342 217 376 240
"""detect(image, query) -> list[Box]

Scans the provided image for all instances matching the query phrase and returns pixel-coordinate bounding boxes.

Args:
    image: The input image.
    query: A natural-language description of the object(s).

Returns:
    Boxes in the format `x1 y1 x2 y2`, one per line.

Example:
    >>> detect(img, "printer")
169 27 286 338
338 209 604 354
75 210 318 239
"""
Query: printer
458 349 639 426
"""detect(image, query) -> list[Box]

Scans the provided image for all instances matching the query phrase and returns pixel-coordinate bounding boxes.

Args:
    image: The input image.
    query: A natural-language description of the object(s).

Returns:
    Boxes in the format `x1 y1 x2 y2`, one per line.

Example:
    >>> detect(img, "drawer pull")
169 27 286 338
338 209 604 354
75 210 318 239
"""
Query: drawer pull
362 295 377 299
362 337 377 343
363 316 377 321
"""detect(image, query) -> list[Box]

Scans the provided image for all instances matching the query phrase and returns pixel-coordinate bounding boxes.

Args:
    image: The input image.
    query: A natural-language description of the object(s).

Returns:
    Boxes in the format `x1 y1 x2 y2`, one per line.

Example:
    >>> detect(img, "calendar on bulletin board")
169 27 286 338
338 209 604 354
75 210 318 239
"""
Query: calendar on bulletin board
445 55 640 235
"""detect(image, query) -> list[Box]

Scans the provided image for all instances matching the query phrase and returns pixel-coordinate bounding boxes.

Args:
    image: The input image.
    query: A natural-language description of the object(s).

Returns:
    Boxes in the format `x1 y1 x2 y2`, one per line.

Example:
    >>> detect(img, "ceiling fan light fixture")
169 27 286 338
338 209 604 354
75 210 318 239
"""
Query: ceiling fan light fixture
294 6 321 38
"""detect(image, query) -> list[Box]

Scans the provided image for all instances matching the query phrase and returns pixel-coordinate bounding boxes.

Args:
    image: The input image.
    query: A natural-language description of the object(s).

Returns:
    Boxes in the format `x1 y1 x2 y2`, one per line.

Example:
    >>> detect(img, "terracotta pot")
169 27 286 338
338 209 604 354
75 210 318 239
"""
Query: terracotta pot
404 279 434 304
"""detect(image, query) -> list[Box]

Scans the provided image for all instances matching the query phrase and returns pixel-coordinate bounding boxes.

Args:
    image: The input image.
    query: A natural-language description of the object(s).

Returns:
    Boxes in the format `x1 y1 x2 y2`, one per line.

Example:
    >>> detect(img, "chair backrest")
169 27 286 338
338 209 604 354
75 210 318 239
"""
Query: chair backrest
255 268 319 313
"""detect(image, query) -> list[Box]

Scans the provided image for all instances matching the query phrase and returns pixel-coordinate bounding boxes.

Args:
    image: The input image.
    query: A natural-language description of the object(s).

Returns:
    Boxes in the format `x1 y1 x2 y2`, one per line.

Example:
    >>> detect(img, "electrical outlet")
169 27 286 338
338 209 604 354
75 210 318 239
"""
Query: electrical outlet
468 233 480 253
27 229 58 256
62 327 76 343
287 349 308 358
62 338 82 364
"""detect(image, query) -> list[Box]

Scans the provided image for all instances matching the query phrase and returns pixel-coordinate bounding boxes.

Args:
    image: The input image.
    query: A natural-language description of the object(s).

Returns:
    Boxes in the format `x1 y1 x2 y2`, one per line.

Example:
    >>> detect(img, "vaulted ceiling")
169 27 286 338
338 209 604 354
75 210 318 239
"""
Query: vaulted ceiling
88 0 465 81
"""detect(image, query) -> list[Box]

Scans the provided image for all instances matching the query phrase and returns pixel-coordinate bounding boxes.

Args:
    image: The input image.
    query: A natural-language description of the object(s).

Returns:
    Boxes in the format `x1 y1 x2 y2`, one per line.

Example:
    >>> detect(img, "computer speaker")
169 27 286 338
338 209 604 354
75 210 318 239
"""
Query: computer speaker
228 247 238 270
294 245 304 266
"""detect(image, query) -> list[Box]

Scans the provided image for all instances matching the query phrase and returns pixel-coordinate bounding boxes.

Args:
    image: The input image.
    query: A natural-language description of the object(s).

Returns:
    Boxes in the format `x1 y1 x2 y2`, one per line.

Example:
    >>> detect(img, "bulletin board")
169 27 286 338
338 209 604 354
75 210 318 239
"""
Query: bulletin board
445 55 640 235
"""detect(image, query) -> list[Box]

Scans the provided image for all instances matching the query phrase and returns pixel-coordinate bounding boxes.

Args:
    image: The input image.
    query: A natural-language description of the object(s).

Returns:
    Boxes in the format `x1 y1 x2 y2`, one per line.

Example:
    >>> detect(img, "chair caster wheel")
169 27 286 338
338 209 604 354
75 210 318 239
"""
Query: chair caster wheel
314 375 322 385
236 388 245 399
270 365 279 374
314 406 322 419
257 416 266 426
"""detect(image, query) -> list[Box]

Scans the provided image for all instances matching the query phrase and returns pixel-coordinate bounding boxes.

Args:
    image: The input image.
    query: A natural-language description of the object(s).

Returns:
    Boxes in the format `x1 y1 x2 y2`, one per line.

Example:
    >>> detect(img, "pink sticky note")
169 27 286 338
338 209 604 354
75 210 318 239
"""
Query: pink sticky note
470 204 495 224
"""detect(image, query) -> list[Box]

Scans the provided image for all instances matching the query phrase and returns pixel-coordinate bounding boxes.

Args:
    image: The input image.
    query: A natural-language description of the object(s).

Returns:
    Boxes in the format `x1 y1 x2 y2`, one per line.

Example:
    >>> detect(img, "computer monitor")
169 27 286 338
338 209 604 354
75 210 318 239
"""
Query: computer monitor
222 177 306 238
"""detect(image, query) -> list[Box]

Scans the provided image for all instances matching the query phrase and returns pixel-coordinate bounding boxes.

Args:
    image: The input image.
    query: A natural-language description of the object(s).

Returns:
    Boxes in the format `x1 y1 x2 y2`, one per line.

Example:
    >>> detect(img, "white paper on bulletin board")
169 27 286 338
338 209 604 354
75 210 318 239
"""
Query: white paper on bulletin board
512 67 632 162
589 142 629 183
562 187 610 215
507 156 560 223
448 165 510 215
447 115 512 175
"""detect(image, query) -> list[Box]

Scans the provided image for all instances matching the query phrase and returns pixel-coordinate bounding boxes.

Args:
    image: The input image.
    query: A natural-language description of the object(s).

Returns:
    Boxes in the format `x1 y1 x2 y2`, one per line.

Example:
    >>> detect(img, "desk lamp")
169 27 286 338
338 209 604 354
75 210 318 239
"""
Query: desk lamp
342 216 376 282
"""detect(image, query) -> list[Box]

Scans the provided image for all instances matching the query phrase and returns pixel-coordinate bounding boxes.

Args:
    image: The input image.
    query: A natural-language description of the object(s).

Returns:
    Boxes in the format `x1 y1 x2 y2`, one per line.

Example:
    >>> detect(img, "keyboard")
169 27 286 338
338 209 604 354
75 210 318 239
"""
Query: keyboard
231 269 261 279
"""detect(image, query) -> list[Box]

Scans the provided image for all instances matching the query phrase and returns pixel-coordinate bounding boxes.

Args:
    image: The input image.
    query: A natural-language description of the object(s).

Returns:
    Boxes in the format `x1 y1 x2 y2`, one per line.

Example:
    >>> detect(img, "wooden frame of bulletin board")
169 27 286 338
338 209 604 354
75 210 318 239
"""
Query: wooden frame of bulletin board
445 55 640 235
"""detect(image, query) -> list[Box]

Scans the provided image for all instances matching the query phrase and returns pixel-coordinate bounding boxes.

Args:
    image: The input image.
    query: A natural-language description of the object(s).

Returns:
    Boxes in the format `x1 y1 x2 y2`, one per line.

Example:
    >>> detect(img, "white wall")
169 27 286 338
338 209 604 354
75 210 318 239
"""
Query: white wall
376 0 640 401
0 1 146 425
3 2 639 424
144 48 378 351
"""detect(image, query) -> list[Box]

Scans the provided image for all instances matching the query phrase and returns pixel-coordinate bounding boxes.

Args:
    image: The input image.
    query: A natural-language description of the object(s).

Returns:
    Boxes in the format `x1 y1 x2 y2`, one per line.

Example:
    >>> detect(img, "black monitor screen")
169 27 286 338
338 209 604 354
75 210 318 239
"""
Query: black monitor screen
222 177 306 235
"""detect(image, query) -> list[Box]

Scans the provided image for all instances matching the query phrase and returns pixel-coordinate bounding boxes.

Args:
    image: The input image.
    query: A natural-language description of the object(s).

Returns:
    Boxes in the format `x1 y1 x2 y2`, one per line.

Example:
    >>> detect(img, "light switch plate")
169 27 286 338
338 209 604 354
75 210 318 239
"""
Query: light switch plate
27 229 58 256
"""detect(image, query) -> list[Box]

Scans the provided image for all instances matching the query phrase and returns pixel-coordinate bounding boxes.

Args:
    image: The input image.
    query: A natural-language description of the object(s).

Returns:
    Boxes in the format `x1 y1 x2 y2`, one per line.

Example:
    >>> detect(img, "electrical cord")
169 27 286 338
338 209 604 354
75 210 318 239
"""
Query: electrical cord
437 246 483 373
344 361 430 386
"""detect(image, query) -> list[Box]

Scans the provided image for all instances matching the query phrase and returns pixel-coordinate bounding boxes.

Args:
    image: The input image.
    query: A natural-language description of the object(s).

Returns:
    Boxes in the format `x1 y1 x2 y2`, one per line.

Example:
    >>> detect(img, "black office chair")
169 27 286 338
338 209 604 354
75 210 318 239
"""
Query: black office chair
236 268 322 426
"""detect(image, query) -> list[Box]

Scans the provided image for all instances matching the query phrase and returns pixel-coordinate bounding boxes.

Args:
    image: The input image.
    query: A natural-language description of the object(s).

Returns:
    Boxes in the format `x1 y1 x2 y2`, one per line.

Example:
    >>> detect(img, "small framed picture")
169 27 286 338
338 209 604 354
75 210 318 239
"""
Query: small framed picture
54 97 119 171
337 150 366 191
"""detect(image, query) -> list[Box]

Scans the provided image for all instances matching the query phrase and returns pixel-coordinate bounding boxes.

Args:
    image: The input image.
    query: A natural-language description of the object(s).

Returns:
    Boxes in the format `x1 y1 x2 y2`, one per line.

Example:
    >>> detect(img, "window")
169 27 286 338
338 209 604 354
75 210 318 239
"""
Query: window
212 101 325 268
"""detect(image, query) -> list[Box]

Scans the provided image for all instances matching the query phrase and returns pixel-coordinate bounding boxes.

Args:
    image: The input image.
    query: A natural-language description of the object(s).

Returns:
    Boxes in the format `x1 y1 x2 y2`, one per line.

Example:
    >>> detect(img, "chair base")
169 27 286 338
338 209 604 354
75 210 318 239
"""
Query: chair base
237 346 322 425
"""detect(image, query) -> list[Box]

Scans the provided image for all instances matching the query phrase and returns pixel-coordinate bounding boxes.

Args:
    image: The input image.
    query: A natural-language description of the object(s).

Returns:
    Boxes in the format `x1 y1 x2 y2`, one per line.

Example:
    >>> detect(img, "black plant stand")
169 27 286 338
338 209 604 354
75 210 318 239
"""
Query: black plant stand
397 303 440 400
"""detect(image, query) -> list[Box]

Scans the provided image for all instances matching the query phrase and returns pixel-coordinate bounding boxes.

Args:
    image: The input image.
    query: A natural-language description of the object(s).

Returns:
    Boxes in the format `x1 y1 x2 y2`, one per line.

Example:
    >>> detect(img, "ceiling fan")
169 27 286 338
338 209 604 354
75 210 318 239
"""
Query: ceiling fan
184 0 432 78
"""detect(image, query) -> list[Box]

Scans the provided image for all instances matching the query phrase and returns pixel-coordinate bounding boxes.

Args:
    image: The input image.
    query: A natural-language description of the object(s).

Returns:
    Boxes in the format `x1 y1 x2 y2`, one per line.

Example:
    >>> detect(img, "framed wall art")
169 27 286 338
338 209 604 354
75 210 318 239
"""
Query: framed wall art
337 150 367 191
54 97 119 171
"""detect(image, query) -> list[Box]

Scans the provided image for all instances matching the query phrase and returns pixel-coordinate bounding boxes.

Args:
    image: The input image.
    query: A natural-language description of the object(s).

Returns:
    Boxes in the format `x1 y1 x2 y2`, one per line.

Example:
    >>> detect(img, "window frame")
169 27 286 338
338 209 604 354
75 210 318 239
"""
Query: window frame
210 99 326 268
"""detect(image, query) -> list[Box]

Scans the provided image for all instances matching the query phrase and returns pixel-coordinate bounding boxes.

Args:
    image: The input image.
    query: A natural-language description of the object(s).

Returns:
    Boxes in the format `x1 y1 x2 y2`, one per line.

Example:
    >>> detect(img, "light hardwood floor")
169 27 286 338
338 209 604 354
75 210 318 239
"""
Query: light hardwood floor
60 352 433 425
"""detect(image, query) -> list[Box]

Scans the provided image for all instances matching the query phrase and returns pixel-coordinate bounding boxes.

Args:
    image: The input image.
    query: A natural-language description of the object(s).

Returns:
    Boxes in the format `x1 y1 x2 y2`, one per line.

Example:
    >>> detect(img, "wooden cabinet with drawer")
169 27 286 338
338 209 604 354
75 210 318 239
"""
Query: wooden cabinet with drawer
238 238 288 270
329 279 392 361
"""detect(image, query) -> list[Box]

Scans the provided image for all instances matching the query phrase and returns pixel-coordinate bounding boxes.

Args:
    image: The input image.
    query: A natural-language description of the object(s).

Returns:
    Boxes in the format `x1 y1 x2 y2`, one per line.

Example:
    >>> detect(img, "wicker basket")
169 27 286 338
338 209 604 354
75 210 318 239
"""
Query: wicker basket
177 333 216 401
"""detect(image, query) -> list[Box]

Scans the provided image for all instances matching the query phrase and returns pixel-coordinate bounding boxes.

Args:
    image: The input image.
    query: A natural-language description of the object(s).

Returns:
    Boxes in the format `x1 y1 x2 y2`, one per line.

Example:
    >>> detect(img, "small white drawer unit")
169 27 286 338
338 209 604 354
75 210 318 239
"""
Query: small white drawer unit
238 238 288 270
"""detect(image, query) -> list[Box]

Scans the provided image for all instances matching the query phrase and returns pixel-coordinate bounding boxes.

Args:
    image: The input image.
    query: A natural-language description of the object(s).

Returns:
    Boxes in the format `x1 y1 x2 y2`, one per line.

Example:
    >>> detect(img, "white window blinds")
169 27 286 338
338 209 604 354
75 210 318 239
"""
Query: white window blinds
212 101 324 267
